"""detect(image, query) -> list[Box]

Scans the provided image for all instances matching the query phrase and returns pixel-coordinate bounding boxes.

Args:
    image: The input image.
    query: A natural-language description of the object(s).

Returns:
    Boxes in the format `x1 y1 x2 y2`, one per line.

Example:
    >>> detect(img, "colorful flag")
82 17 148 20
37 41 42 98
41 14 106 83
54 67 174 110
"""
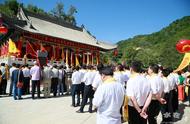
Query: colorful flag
8 38 20 54
66 49 68 65
174 53 190 72
75 55 80 66
26 41 37 57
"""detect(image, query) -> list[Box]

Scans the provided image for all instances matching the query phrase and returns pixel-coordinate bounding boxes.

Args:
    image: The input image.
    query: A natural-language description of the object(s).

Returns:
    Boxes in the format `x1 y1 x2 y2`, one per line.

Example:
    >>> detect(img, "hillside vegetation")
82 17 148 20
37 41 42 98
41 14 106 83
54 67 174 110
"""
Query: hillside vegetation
106 16 190 68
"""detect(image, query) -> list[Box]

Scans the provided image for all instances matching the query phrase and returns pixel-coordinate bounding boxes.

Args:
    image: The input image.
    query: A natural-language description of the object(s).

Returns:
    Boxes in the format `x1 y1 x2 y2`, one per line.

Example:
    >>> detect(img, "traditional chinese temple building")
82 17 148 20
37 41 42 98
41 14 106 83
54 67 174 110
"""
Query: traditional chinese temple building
0 8 116 66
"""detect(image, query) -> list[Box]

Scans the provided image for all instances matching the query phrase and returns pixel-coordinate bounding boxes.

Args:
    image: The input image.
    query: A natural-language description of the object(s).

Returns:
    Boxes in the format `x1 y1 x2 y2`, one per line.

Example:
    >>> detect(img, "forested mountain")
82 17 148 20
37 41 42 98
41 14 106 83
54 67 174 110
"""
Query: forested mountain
0 0 77 25
105 16 190 68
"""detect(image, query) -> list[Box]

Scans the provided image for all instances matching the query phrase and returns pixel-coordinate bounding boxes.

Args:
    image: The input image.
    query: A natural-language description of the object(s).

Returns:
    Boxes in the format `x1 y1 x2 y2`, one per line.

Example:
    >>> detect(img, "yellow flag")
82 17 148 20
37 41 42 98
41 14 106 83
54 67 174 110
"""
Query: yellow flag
8 38 19 53
75 55 80 66
174 53 190 72
66 49 68 65
123 96 129 122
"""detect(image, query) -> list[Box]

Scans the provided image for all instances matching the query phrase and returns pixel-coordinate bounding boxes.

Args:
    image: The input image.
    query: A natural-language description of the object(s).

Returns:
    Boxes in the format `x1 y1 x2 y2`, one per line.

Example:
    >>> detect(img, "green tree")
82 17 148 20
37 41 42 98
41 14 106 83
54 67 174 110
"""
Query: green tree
26 4 46 15
51 2 77 25
66 5 77 25
51 2 66 19
0 0 19 17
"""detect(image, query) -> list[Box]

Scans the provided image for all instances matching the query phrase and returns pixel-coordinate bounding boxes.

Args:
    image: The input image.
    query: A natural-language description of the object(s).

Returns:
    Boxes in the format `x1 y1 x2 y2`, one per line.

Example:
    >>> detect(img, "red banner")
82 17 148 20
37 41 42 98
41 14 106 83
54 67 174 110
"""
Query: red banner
23 32 100 51
26 42 37 57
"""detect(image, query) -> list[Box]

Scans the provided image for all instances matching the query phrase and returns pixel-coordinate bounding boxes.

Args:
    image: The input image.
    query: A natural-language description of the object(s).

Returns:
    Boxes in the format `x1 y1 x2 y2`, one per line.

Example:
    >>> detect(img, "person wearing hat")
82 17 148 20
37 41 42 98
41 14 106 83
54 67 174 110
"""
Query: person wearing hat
93 66 125 124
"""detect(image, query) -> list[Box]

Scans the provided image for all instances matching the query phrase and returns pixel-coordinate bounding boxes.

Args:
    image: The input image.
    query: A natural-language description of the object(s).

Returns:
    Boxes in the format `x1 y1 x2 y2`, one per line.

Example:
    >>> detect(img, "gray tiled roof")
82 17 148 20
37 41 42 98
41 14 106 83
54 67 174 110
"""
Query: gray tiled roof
15 8 117 51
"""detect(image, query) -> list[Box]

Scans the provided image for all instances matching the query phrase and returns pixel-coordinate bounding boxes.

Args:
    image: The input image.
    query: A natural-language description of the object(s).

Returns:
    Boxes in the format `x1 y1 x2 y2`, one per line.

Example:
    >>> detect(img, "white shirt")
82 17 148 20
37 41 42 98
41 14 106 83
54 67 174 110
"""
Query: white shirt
72 70 82 84
114 71 125 86
9 66 16 78
58 69 64 79
80 69 87 82
162 77 171 93
148 74 164 100
93 78 125 124
30 65 40 80
51 68 59 78
122 70 130 82
83 70 96 85
42 66 52 79
92 71 102 89
127 74 151 106
22 67 30 77
168 73 178 90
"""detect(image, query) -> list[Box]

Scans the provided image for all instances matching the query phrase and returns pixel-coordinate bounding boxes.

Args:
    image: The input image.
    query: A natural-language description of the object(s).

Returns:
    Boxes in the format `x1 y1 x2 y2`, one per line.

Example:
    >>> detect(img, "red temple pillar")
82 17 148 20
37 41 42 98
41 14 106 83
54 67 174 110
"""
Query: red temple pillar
83 52 86 65
96 51 100 65
91 51 94 65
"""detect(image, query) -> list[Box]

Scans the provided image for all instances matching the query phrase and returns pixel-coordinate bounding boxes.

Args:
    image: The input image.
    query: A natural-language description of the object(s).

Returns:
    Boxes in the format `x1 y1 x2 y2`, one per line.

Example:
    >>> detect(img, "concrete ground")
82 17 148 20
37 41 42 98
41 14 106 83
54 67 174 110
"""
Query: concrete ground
0 81 190 124
0 94 190 124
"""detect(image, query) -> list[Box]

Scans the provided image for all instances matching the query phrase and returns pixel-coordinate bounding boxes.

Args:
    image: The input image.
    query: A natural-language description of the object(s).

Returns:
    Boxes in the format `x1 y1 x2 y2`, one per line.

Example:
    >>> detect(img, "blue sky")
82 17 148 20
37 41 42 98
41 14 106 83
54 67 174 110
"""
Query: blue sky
15 0 190 43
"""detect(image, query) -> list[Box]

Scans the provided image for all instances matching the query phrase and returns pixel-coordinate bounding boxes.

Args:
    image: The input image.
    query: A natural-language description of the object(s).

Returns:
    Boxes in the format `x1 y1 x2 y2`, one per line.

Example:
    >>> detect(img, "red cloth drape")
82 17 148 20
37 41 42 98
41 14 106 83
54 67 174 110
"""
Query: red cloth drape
16 40 22 57
26 42 37 57
55 46 60 60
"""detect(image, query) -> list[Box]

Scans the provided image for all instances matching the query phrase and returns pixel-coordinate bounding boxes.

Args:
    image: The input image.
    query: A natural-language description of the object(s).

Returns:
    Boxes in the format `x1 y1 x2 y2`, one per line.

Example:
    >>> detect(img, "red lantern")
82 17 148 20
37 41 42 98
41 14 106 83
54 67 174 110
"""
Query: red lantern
176 39 190 53
0 26 8 34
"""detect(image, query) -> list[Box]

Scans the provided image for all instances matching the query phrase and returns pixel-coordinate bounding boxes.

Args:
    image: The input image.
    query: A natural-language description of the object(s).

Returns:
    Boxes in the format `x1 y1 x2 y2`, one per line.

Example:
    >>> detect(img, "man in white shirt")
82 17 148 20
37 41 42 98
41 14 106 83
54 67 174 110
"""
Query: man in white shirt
92 63 104 91
42 64 53 98
30 61 41 99
71 66 81 107
160 68 173 123
51 64 59 97
77 65 96 113
22 64 31 95
79 65 87 98
93 66 125 124
9 63 17 96
113 64 125 87
168 68 179 112
147 64 166 124
58 65 64 96
126 61 152 124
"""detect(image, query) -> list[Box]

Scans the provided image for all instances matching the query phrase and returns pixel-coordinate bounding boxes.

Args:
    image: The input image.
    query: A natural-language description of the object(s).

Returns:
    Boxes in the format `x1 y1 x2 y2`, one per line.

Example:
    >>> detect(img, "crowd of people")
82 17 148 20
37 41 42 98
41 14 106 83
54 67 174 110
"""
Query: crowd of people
0 61 190 124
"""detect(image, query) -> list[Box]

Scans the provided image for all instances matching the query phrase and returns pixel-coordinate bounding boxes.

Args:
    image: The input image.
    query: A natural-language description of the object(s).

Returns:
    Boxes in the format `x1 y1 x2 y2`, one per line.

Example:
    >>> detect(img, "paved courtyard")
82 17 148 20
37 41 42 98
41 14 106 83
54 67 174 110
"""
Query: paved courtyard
0 94 190 124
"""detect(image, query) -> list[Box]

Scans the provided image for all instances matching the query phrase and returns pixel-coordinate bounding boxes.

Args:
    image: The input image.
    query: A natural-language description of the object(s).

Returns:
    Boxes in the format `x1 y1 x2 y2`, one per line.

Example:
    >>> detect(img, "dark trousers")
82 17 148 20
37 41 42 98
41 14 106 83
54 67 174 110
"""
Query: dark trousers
52 78 58 97
188 86 190 104
128 105 147 124
31 80 40 99
23 77 30 95
9 79 13 95
147 100 161 124
71 84 81 106
171 89 178 112
161 93 173 123
80 85 94 112
80 82 85 99
0 79 7 95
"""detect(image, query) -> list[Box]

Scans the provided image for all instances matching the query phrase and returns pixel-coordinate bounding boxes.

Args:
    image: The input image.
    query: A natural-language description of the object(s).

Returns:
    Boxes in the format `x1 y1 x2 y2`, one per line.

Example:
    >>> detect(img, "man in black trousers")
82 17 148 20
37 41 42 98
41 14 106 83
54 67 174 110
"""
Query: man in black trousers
76 65 96 113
